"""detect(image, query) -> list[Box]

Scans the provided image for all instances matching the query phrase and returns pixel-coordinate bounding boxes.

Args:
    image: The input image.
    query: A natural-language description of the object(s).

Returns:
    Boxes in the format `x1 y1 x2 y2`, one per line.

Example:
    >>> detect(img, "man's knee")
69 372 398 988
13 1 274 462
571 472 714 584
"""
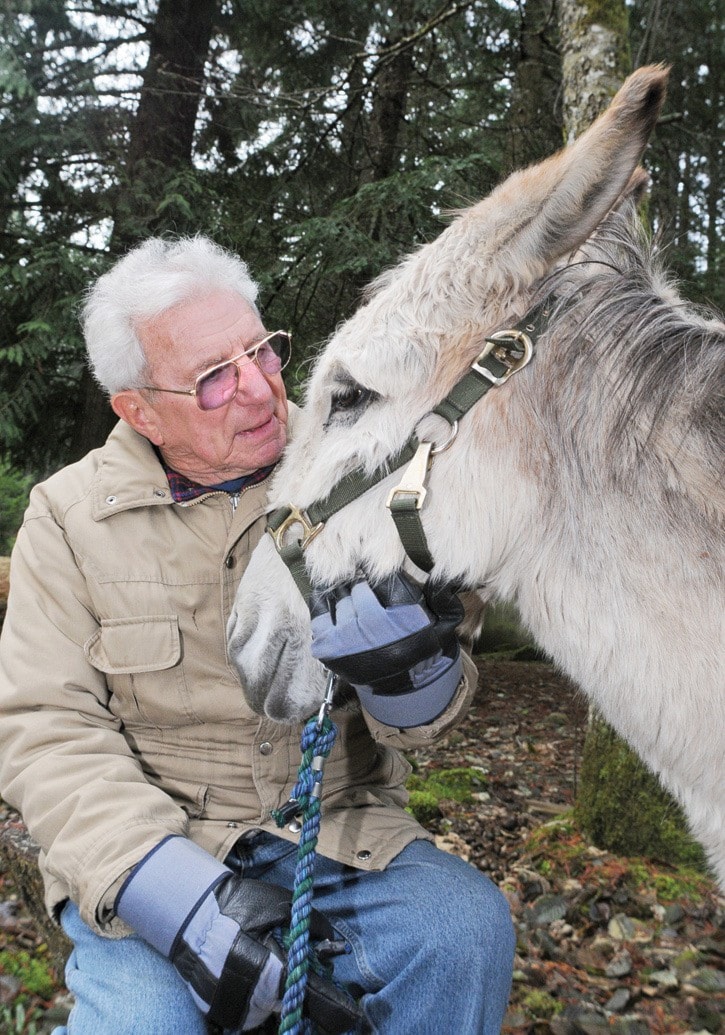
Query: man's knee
400 843 515 964
437 867 514 960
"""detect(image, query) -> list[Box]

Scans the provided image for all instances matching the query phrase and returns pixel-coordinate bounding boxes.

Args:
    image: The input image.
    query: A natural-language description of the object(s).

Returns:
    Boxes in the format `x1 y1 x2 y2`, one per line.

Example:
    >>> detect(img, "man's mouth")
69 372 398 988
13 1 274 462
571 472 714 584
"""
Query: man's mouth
238 413 276 437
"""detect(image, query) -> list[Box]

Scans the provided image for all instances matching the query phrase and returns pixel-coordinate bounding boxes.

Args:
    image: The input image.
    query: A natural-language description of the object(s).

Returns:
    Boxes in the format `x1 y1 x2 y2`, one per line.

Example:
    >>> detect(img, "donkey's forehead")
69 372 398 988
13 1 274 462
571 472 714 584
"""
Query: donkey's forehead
313 322 434 390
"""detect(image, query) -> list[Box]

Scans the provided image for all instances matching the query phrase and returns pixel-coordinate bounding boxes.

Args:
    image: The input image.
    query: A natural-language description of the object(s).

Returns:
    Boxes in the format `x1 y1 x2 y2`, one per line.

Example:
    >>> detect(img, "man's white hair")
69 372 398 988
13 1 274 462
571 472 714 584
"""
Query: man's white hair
82 236 260 395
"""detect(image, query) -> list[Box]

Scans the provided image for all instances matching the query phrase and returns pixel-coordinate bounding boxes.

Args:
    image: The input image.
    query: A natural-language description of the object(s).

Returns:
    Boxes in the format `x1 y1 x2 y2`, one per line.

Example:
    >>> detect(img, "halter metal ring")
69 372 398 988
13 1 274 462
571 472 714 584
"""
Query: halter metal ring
413 414 459 456
430 419 458 455
269 504 324 552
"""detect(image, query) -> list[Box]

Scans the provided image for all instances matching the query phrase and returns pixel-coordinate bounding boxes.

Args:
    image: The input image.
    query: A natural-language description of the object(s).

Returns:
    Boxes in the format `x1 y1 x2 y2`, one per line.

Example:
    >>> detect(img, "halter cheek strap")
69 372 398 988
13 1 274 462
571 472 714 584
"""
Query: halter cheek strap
268 318 539 604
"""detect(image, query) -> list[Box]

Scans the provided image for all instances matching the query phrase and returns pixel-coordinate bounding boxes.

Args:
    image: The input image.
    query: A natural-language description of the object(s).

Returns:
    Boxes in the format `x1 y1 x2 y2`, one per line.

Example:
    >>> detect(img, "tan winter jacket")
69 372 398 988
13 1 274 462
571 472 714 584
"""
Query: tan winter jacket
0 417 478 937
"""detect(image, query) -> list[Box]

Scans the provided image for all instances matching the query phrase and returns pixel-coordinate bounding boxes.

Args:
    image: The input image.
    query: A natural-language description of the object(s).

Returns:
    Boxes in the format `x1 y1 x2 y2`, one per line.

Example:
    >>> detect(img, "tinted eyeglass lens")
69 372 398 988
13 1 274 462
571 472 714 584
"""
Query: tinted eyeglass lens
196 364 239 411
194 332 291 411
264 331 292 370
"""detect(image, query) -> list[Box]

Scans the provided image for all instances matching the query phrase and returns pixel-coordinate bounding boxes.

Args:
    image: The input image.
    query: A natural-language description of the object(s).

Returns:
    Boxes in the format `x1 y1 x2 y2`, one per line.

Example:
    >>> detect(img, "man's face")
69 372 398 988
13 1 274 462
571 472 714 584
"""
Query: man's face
112 289 289 482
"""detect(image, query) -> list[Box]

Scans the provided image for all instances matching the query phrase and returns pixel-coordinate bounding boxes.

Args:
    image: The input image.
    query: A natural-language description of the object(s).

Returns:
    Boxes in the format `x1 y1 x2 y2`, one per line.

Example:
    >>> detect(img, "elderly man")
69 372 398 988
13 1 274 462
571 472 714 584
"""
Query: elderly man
0 236 514 1034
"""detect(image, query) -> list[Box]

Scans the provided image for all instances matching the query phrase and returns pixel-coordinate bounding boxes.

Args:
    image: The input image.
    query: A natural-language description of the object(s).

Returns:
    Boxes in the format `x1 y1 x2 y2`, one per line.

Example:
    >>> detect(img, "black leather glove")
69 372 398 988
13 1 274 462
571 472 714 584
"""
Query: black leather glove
115 836 360 1033
310 571 464 727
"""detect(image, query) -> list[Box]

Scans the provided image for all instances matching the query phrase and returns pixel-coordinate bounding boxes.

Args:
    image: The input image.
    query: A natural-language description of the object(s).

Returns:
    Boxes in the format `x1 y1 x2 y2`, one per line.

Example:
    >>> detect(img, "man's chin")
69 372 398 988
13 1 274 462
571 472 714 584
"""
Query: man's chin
236 421 285 469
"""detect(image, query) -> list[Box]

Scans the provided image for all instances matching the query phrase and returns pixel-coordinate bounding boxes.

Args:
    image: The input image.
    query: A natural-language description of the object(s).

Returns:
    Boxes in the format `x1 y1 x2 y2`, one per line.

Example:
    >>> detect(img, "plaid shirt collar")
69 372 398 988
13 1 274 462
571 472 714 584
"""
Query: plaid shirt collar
160 457 276 504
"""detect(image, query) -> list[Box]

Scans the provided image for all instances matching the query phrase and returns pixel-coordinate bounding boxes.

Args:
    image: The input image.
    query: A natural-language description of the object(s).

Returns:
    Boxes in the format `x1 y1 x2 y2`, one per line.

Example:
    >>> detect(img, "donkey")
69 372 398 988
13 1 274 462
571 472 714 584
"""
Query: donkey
227 65 725 888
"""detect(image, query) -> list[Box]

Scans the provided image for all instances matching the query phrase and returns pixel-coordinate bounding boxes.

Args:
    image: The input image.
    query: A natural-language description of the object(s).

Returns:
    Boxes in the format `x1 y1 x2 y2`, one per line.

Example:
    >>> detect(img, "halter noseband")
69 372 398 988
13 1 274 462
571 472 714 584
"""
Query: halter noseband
268 319 538 603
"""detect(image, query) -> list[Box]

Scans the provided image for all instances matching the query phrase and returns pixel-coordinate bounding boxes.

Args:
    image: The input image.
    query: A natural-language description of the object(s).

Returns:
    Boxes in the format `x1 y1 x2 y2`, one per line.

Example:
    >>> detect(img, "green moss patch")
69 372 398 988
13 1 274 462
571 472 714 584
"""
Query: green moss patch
406 766 487 824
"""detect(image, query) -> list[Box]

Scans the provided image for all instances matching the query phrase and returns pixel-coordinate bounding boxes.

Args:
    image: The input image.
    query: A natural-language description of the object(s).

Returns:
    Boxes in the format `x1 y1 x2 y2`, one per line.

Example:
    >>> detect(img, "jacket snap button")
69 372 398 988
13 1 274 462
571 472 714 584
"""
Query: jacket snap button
153 488 166 498
225 555 235 569
105 495 117 505
356 850 372 861
259 741 273 755
227 821 238 829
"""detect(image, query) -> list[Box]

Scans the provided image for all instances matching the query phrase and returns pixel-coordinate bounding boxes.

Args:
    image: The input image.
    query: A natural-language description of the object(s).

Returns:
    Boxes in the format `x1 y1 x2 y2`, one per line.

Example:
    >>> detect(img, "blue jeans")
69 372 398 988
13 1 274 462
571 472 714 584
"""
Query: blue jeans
55 832 515 1034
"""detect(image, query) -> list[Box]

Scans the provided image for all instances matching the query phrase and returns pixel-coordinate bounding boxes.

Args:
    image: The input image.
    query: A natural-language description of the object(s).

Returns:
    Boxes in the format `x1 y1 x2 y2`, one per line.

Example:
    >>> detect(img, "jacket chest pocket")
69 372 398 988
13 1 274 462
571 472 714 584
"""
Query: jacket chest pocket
84 615 195 728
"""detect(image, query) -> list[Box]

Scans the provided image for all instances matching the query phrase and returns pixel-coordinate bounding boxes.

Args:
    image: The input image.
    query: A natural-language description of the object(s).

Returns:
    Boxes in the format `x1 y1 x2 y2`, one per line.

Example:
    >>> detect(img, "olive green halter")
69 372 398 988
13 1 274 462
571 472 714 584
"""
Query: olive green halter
268 322 537 603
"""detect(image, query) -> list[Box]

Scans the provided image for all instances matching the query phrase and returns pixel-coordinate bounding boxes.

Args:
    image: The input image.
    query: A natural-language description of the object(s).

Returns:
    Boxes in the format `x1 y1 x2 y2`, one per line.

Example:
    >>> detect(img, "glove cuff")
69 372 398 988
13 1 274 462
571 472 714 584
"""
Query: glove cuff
115 835 230 956
356 650 463 728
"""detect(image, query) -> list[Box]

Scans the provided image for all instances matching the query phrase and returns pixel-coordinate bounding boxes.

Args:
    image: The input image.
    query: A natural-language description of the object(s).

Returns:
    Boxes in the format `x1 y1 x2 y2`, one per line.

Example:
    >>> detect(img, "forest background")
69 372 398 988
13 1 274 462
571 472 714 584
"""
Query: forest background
0 0 722 488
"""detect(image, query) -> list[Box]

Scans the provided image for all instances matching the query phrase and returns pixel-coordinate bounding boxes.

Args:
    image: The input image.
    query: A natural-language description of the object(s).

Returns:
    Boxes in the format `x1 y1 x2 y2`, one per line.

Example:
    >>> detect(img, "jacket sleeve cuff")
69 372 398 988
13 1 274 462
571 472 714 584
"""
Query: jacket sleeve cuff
361 649 478 747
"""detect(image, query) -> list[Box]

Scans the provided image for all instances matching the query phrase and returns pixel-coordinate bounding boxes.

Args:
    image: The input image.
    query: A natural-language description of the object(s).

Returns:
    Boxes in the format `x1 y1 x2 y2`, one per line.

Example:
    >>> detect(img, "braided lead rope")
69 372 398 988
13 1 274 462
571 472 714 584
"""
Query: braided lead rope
273 675 339 1035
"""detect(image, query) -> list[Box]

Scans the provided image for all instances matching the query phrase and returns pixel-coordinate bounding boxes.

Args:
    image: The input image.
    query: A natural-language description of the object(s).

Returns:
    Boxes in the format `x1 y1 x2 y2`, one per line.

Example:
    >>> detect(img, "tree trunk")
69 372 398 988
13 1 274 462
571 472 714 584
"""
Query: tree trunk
503 0 563 174
557 0 630 141
574 715 705 867
556 0 700 866
68 0 218 462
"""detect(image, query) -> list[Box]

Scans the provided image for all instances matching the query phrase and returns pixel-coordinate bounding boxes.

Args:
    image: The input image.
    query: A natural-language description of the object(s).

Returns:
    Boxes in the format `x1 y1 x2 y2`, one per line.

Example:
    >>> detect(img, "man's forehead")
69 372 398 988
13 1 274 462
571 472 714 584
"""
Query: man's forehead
139 289 264 372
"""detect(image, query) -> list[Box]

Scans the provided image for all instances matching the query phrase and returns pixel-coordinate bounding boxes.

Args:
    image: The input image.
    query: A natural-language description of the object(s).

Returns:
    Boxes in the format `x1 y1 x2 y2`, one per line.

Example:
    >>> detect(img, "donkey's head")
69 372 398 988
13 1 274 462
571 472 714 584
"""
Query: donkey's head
228 66 669 721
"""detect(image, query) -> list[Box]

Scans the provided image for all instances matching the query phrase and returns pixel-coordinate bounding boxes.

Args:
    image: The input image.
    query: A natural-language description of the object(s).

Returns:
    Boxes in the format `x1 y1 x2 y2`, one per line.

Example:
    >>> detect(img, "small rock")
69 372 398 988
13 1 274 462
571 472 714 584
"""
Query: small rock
0 900 20 927
687 966 725 994
649 968 678 989
562 878 583 895
606 949 633 978
609 914 636 940
697 936 725 958
651 902 665 921
518 869 551 901
532 928 565 961
551 1003 610 1034
549 919 574 941
663 902 685 925
660 926 682 939
526 893 569 928
604 987 631 1013
611 1018 651 1035
608 913 653 943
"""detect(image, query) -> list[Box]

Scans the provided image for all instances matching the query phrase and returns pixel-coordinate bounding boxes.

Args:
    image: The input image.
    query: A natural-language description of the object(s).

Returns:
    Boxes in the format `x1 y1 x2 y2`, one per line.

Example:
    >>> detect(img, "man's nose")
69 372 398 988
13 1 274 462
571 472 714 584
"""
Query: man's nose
233 357 275 404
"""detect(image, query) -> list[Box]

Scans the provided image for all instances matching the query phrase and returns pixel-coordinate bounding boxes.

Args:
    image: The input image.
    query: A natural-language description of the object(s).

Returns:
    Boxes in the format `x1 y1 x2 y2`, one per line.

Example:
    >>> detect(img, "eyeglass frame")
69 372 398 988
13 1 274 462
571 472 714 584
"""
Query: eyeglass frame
137 329 291 410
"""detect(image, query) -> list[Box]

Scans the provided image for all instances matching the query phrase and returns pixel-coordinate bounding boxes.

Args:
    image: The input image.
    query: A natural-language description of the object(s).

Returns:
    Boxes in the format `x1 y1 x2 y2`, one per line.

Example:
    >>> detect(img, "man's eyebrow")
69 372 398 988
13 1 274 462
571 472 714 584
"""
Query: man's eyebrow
184 331 270 380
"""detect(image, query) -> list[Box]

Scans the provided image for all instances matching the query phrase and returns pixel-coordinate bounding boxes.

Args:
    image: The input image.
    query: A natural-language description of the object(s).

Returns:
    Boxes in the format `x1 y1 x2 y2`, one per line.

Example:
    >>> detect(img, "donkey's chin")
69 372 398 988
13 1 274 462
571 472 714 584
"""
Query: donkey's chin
227 607 327 722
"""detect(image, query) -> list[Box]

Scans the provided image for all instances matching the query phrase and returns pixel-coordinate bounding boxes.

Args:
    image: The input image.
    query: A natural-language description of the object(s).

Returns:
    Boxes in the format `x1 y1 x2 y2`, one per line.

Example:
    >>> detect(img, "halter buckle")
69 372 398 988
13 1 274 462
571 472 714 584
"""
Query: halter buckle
472 328 533 385
269 504 325 551
386 441 433 511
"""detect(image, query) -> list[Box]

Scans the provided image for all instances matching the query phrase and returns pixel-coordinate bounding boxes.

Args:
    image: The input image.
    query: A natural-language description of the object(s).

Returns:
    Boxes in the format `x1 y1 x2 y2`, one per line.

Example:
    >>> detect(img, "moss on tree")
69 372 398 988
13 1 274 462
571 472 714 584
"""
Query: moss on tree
574 714 708 871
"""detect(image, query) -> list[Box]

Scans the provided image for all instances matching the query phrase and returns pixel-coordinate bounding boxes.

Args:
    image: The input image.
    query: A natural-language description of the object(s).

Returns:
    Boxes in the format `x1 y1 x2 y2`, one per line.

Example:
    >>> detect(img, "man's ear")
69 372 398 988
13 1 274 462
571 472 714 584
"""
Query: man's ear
111 390 164 446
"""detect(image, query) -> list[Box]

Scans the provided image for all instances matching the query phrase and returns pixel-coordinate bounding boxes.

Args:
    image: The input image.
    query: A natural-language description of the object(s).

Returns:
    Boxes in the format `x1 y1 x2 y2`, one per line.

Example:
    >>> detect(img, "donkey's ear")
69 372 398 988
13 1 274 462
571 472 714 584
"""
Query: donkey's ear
460 65 669 288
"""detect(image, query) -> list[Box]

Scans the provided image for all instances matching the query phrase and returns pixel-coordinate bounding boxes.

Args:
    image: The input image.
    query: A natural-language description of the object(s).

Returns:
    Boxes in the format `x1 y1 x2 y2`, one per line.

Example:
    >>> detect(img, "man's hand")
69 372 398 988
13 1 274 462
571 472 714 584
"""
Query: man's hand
115 836 360 1033
310 571 463 727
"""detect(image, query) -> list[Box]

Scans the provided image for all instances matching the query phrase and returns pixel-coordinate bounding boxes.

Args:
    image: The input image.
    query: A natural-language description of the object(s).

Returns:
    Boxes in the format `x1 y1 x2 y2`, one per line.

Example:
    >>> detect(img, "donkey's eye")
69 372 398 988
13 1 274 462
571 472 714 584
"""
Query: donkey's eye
328 383 376 419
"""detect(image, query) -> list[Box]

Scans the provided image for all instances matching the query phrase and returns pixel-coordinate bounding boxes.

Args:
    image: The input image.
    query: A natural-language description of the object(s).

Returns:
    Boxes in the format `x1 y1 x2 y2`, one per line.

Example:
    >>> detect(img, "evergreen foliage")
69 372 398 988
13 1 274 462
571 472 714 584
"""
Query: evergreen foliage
0 460 31 555
1 1 719 472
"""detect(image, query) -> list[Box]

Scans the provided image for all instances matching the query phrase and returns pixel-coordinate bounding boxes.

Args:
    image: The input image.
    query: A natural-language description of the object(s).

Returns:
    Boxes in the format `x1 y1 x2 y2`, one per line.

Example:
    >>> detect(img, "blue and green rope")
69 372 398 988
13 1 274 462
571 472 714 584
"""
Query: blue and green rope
272 686 339 1035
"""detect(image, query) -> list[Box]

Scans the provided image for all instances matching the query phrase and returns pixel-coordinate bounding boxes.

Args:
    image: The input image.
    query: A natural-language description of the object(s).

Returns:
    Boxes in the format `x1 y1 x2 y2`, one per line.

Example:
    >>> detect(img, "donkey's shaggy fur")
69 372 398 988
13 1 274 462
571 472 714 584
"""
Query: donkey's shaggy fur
227 66 725 887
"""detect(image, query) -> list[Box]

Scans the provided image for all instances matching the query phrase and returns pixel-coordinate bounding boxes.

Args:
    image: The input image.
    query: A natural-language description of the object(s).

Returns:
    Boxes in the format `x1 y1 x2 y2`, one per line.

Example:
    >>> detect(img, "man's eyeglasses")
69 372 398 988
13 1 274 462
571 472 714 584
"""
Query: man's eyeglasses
139 330 291 412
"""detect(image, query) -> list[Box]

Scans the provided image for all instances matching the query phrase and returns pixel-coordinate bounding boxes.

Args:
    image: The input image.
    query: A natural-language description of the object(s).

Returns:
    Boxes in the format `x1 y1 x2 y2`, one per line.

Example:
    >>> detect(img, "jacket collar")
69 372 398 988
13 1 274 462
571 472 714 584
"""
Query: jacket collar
89 404 298 521
89 421 273 521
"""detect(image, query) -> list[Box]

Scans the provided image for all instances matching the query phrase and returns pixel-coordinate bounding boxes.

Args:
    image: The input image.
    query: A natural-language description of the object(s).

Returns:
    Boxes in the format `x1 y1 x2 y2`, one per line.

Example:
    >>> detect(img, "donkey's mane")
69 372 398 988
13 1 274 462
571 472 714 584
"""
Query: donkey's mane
531 208 724 503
